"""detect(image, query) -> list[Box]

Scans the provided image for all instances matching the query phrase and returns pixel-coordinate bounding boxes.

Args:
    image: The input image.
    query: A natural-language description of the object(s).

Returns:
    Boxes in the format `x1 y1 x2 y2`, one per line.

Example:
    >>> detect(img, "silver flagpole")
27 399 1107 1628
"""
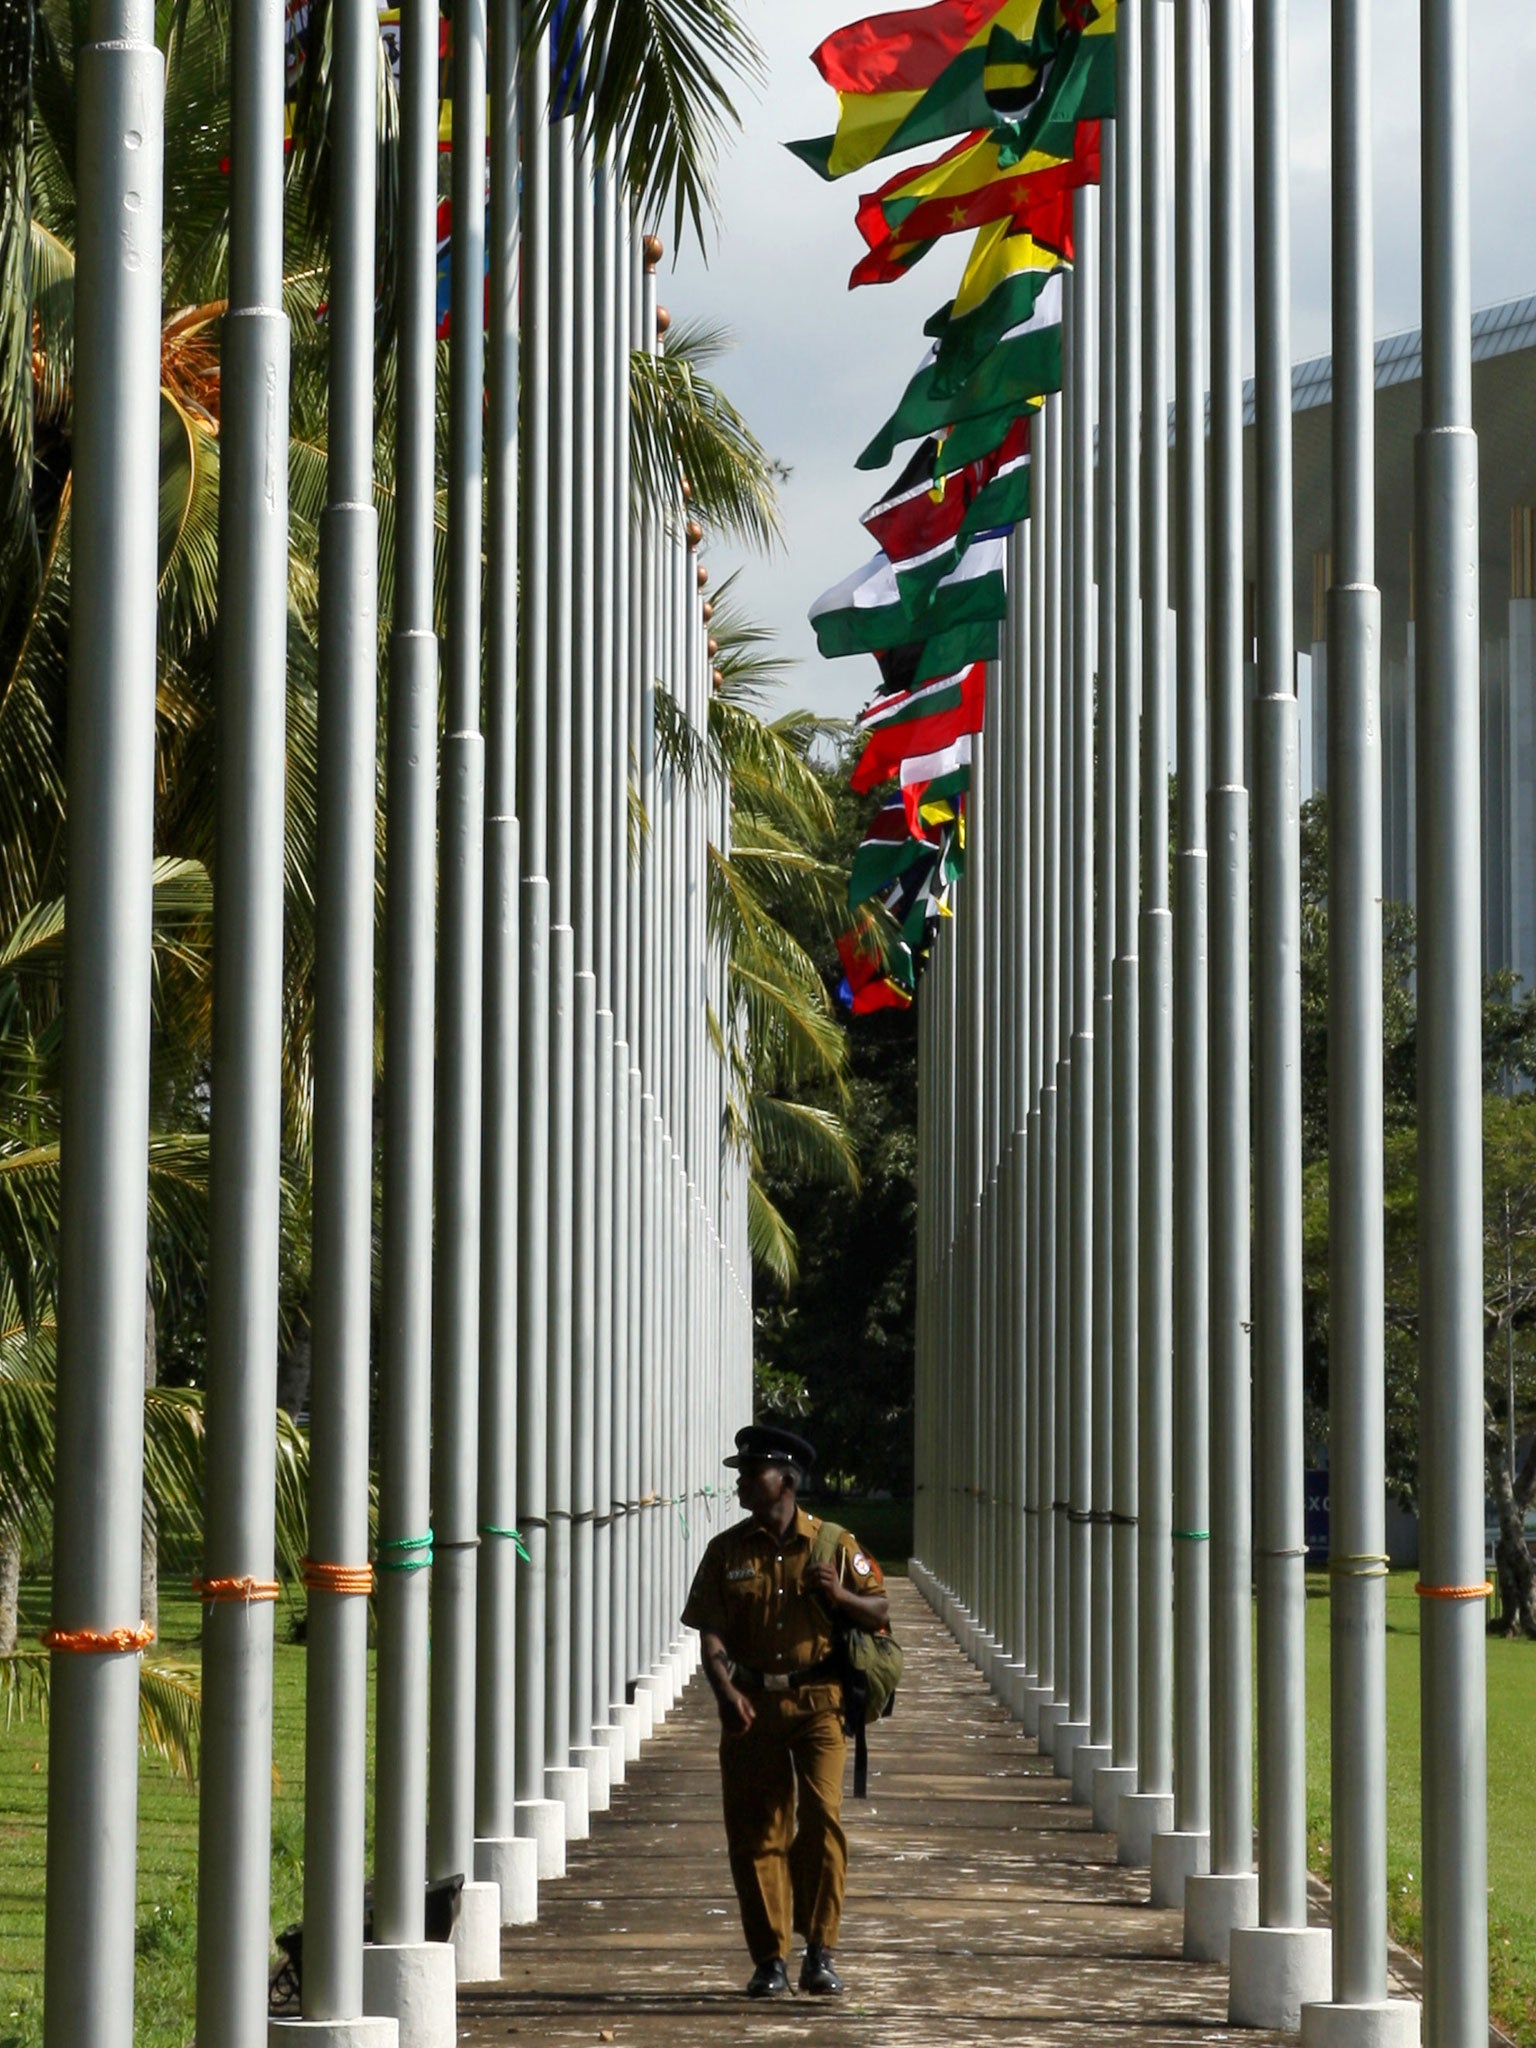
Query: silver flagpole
544 77 581 1829
1081 132 1117 1804
1299 0 1416 2041
1154 0 1212 1912
1229 0 1332 2012
476 0 538 1930
1062 194 1097 1782
195 0 286 2033
1036 386 1064 1751
568 88 602 1796
1184 0 1257 1965
514 25 563 1880
1413 4 1488 2045
1022 401 1052 1733
1005 517 1032 1702
1097 0 1143 1839
430 0 494 1968
1119 0 1175 1874
371 0 457 2009
276 0 382 2023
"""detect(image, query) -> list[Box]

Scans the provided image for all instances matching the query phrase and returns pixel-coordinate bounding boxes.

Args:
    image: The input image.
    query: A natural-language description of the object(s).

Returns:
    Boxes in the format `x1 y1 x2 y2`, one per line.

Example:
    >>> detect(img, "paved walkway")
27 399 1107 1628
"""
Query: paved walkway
460 1579 1289 2048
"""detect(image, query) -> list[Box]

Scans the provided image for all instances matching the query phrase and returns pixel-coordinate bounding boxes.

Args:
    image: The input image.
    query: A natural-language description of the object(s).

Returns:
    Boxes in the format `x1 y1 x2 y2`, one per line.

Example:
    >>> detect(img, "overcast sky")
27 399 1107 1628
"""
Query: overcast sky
669 0 1536 728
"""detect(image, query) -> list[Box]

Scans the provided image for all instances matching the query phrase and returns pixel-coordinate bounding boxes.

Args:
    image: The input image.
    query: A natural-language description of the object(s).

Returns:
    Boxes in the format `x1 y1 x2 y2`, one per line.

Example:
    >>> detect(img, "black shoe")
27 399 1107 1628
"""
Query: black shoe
798 1945 844 1996
746 1958 789 1999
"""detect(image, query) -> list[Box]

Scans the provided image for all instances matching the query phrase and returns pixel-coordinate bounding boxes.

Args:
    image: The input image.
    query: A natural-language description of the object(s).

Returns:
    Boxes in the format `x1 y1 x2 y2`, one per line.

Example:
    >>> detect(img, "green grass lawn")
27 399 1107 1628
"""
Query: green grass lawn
0 1574 353 2048
1304 1571 1536 2045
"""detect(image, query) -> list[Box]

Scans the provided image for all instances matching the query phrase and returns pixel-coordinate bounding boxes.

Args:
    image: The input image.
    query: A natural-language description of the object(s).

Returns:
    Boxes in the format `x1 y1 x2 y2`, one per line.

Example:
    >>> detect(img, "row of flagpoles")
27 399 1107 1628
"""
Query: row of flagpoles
45 6 751 2047
800 2 1488 2047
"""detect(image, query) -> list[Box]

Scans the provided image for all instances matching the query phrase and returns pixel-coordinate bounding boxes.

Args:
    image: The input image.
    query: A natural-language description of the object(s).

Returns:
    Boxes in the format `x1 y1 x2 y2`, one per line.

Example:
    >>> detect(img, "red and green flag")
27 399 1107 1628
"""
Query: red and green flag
861 418 1031 605
849 796 938 906
874 621 1001 694
789 0 1053 183
851 661 987 792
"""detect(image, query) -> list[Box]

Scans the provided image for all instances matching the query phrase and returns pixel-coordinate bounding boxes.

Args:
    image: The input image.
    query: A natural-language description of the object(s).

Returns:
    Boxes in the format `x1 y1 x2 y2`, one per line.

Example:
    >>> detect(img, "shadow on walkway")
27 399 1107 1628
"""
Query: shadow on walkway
458 1580 1291 2046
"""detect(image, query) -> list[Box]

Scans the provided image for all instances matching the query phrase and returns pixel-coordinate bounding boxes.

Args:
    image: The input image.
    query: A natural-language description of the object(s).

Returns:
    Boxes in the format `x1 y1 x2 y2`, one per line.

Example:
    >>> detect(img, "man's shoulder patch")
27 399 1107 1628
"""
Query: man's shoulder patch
850 1550 874 1578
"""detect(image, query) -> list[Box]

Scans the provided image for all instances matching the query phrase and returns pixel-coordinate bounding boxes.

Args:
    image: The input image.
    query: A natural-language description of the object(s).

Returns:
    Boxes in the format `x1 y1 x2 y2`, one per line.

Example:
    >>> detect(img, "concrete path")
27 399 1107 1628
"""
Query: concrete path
459 1579 1289 2047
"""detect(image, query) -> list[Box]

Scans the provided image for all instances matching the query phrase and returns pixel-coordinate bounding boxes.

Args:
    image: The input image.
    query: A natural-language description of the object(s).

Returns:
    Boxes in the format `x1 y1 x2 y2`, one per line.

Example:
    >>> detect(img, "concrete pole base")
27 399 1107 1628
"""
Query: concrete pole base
592 1721 627 1788
632 1686 656 1741
634 1673 666 1726
475 1835 539 1925
1020 1682 1051 1738
1091 1762 1139 1835
546 1765 591 1841
451 1880 502 1984
362 1941 456 2048
1070 1740 1112 1807
1052 1717 1092 1783
514 1796 566 1880
1183 1870 1258 1962
1001 1662 1031 1720
270 2020 399 2046
1151 1829 1210 1908
1300 1999 1421 2048
610 1702 644 1761
1116 1789 1174 1868
1229 1924 1334 2031
1035 1699 1068 1761
570 1743 612 1815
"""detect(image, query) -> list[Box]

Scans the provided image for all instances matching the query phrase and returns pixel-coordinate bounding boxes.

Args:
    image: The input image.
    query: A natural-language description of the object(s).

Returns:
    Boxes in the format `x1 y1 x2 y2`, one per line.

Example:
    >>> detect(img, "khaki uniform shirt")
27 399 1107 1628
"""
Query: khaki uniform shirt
682 1506 886 1674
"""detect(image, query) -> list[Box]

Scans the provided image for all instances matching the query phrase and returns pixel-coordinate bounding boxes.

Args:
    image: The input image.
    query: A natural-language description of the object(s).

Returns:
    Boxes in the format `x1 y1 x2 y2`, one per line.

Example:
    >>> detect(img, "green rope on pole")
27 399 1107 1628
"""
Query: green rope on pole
480 1524 531 1562
376 1530 434 1572
1172 1530 1210 1541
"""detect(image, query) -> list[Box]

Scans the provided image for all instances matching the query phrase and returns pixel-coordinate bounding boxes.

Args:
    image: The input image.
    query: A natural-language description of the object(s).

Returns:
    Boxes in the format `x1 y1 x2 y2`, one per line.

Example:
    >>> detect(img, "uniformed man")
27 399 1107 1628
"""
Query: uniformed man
681 1423 889 1999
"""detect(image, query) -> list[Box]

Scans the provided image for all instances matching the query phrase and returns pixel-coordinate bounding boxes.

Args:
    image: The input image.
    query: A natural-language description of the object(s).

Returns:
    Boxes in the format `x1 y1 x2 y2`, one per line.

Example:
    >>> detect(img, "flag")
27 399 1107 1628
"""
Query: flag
856 269 1064 471
789 0 1052 182
925 216 1070 393
849 113 1099 286
811 533 1009 660
849 797 937 906
836 917 914 1013
861 419 1031 605
851 663 986 792
874 621 1000 693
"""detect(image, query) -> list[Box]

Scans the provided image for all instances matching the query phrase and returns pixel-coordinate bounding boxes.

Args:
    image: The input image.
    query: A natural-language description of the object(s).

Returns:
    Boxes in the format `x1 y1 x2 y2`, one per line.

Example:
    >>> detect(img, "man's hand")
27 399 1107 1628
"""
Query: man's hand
717 1684 756 1734
806 1560 845 1611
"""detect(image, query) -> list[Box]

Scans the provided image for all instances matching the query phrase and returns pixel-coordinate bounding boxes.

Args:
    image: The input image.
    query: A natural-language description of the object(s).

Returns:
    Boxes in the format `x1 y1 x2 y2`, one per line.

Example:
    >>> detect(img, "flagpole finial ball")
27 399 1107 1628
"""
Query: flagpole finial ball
712 667 724 691
643 234 664 271
656 305 672 335
681 476 692 500
707 636 719 656
686 519 703 548
696 565 709 591
702 600 714 623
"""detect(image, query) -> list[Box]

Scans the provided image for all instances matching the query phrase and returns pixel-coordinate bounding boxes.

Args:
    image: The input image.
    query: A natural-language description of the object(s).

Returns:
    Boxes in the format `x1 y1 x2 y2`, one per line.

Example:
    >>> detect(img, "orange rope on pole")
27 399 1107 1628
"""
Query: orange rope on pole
300 1559 375 1596
1413 1580 1493 1600
194 1576 281 1604
41 1622 155 1654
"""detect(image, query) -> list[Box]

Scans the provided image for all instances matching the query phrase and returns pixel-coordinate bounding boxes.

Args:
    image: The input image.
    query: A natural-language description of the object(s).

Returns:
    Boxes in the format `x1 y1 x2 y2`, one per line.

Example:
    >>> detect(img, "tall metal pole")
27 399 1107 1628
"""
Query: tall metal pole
1413 6 1488 2046
284 0 380 2018
476 0 533 1919
195 0 287 2036
1098 0 1143 1837
1063 204 1097 1778
1081 132 1117 1805
430 0 490 1941
1023 429 1051 1731
1035 391 1062 1740
1184 0 1257 1965
42 0 161 2038
514 25 561 1872
1153 0 1212 1910
1230 0 1333 2014
373 0 442 1975
1119 0 1175 1875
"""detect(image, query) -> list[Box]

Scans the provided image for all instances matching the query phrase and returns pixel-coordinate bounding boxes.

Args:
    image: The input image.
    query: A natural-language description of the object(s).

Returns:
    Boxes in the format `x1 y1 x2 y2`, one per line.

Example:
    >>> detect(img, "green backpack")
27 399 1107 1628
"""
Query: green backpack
810 1520 905 1796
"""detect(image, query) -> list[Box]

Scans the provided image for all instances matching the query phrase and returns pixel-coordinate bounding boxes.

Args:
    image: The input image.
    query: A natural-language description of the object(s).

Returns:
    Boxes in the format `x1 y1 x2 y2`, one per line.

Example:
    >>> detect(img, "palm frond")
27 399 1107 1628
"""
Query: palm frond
747 1176 798 1292
750 1094 861 1193
0 1650 202 1781
629 337 782 549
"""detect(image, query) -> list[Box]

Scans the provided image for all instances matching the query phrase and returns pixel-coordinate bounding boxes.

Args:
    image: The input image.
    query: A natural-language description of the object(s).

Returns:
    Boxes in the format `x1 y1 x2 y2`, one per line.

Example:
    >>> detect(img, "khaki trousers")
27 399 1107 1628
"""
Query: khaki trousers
719 1683 848 1965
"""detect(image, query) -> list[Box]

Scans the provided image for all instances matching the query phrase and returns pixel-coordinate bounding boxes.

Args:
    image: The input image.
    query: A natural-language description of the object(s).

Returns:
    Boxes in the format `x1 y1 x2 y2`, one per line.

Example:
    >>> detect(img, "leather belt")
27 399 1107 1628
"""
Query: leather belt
734 1652 841 1694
